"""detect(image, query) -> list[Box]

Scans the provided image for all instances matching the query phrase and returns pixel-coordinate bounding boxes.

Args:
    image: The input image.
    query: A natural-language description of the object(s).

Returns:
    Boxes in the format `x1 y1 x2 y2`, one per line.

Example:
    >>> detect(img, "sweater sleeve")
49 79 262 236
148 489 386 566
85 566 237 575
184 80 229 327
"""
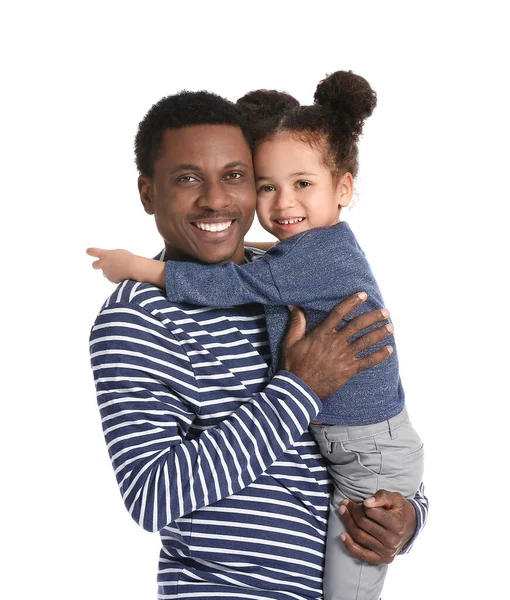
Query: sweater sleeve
400 483 429 554
165 224 378 312
90 301 321 533
165 254 284 306
266 224 381 309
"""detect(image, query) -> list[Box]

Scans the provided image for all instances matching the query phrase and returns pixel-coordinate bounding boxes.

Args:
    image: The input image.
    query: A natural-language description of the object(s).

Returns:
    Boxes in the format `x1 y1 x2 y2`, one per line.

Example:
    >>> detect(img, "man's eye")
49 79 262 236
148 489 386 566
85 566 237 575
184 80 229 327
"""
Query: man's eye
258 184 275 193
296 181 311 189
224 172 243 181
177 175 199 184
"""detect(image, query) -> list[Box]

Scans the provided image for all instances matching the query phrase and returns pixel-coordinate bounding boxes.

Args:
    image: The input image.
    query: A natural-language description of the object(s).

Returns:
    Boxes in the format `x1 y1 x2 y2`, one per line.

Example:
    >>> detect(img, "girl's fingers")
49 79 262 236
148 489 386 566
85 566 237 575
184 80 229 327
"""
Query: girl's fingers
86 247 105 258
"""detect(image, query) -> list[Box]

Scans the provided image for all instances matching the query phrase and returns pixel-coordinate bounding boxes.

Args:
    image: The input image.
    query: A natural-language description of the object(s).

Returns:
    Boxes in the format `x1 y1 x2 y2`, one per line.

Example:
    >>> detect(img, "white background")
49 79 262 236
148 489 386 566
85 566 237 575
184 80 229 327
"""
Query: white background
2 1 509 598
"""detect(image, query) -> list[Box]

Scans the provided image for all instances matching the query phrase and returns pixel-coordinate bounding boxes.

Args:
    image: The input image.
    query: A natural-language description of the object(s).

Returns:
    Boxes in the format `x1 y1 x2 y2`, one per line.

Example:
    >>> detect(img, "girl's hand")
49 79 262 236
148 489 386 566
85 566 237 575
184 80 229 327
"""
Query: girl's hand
87 248 135 283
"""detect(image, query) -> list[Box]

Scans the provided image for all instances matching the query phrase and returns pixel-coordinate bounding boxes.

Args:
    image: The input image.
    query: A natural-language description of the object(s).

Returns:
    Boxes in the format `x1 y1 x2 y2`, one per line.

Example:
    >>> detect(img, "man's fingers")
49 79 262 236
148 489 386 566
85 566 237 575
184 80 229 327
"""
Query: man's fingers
355 346 393 374
282 306 306 351
363 489 395 509
360 508 403 548
319 292 367 332
92 259 102 270
339 532 385 566
340 308 390 340
341 500 387 542
350 323 393 354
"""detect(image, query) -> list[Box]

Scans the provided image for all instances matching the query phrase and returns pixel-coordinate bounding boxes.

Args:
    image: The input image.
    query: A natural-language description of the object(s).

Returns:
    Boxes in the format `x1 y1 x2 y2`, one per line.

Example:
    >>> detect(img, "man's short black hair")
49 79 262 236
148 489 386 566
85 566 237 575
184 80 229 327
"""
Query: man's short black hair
135 90 253 177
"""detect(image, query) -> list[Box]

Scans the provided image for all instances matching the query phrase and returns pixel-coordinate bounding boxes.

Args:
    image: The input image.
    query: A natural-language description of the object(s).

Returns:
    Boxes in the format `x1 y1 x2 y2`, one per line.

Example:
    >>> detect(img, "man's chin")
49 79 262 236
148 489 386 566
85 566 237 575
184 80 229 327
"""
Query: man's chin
186 240 245 266
197 248 241 265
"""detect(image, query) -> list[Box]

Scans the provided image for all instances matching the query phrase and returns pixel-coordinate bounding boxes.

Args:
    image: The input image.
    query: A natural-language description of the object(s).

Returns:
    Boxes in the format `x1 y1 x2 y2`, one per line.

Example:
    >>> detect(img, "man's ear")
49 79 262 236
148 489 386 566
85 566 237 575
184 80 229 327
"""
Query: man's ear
138 176 154 214
336 172 354 208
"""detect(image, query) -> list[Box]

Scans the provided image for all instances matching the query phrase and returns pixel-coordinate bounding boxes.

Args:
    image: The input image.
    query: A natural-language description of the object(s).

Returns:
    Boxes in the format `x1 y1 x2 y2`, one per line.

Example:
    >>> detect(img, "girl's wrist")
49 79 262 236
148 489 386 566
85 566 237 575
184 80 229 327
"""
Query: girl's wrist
131 255 150 282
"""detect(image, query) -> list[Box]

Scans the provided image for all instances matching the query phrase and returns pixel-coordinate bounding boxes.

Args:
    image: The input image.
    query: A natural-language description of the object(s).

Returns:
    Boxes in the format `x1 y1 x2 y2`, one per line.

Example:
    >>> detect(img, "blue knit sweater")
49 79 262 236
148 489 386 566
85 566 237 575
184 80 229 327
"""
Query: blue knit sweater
165 222 405 425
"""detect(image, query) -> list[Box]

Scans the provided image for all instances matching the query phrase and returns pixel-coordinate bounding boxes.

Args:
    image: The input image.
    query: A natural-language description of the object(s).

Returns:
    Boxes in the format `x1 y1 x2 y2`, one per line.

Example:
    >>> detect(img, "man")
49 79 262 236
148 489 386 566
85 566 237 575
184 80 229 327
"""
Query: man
90 91 427 598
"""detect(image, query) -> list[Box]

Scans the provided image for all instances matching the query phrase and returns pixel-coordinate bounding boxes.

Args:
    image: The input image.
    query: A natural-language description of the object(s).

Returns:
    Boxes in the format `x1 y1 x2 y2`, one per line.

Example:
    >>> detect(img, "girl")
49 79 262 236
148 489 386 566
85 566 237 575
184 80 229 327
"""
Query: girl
88 71 424 600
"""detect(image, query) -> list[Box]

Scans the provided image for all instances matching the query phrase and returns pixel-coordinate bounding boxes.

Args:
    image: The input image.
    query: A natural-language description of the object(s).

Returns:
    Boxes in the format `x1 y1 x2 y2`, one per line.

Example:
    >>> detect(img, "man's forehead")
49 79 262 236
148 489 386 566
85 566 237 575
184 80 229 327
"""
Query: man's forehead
161 125 253 165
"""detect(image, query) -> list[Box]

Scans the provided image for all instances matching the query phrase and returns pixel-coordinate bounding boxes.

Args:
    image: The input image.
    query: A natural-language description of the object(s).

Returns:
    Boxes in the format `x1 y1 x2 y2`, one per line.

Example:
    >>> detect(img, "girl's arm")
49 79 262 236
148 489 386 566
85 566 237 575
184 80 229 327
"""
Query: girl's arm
165 254 283 306
164 227 356 308
87 248 165 288
86 247 282 306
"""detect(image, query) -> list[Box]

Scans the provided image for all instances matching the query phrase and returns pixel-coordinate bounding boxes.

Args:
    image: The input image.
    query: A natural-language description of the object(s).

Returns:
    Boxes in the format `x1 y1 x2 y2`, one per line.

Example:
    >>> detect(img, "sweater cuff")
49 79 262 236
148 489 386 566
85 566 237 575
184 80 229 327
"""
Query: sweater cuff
399 495 427 555
269 370 323 423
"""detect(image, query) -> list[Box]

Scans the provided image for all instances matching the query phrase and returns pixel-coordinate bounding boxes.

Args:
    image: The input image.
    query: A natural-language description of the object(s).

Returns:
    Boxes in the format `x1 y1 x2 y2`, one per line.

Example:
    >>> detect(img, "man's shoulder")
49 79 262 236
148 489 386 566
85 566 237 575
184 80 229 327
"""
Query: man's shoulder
90 280 191 355
99 279 168 314
93 279 223 331
89 281 171 336
244 246 267 262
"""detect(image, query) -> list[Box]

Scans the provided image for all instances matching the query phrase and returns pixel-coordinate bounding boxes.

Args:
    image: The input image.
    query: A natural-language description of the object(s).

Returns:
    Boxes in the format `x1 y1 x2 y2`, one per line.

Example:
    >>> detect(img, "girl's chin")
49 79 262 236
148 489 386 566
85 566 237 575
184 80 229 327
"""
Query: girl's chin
272 224 310 239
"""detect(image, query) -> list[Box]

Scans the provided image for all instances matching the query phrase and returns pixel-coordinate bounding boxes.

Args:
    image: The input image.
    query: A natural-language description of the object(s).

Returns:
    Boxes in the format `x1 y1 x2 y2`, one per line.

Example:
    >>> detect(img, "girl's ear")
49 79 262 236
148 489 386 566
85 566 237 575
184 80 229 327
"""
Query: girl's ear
336 172 354 208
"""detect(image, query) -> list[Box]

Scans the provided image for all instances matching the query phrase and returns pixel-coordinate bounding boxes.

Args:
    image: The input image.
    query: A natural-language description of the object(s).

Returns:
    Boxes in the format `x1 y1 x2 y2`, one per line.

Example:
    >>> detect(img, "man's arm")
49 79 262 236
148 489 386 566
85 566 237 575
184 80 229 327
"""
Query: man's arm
90 301 321 533
91 293 393 533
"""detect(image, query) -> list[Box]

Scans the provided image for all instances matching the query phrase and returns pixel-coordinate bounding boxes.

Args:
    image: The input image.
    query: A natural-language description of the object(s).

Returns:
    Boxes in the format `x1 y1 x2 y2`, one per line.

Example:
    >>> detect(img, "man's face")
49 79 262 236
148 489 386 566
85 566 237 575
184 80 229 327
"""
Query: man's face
139 125 256 265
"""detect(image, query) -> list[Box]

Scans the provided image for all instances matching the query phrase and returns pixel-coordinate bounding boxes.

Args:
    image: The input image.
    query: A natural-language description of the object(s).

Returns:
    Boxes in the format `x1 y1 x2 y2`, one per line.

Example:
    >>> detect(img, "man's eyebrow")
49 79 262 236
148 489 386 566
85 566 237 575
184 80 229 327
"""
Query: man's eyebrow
170 164 202 174
224 161 250 169
170 161 249 174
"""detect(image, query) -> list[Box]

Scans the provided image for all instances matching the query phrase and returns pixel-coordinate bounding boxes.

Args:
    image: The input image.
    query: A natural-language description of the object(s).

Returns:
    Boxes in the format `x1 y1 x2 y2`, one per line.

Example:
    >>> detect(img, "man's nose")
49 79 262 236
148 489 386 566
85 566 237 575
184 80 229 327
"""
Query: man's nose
197 181 232 210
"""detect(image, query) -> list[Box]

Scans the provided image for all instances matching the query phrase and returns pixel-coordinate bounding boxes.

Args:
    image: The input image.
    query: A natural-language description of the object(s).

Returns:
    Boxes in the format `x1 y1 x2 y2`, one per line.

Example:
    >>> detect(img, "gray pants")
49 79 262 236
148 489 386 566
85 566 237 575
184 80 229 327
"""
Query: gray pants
309 408 424 600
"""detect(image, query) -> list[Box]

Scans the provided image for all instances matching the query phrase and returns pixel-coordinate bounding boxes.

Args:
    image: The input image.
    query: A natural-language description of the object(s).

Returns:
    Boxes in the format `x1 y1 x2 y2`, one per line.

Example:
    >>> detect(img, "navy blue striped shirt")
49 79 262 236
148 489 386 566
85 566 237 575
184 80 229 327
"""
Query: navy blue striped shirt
90 257 428 599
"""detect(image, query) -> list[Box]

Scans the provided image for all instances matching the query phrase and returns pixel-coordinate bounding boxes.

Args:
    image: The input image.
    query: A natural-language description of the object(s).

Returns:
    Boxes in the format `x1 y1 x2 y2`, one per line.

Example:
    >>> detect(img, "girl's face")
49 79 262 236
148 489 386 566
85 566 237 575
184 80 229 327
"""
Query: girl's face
254 134 353 241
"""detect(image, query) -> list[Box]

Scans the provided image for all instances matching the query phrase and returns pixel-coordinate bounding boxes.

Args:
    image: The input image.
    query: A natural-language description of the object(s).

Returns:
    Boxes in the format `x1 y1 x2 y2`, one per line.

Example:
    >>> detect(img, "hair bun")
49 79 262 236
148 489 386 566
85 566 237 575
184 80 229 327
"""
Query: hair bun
236 90 299 140
314 70 377 137
237 89 299 119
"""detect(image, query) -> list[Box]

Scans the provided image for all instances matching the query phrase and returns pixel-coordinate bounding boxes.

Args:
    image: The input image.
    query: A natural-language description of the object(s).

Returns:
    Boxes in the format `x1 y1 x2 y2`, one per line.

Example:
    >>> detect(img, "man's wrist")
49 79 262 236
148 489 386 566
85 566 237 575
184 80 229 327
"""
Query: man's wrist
272 370 322 417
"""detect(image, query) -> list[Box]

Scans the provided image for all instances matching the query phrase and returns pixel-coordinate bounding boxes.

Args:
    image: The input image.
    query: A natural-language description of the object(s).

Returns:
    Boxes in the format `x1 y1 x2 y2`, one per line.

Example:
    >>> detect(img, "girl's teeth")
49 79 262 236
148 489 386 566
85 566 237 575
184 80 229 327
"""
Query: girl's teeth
277 218 304 225
195 221 233 232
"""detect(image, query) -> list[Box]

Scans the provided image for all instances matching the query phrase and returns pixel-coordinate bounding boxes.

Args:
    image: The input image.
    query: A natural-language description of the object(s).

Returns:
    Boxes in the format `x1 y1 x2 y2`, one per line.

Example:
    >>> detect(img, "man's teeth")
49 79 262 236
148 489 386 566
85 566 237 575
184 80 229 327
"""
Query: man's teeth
276 218 304 225
195 221 233 232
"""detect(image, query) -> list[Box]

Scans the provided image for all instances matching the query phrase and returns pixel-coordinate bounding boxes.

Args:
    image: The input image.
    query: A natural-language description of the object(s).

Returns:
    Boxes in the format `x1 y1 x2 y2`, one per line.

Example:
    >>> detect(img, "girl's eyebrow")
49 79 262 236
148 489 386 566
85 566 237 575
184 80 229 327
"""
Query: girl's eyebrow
255 171 318 182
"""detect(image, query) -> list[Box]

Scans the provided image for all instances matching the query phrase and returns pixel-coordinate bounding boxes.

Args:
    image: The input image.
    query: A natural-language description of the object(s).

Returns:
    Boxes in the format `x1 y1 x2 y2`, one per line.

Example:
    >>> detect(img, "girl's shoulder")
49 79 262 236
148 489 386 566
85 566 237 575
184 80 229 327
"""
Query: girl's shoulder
268 221 359 259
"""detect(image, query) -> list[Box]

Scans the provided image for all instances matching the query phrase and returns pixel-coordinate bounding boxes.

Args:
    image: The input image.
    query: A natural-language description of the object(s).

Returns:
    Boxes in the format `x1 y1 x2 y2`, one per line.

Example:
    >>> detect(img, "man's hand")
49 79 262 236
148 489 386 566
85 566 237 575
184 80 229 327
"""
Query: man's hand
282 292 393 399
339 490 417 565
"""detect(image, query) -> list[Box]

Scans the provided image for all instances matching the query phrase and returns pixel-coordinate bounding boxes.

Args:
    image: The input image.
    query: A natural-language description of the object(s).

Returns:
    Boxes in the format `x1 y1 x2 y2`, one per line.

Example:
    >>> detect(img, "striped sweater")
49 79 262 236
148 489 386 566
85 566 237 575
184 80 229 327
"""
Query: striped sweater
89 263 428 599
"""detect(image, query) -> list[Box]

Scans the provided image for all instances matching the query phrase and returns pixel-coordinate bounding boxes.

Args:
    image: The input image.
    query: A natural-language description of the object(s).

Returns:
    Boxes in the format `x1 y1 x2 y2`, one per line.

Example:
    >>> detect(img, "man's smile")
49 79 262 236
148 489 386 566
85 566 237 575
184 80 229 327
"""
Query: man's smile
192 220 234 232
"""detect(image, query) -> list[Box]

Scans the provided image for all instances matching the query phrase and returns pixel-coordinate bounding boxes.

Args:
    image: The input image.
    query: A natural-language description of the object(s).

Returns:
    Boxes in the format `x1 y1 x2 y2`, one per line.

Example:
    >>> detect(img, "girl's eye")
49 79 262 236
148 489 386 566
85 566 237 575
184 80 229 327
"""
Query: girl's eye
258 184 275 193
296 181 311 189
